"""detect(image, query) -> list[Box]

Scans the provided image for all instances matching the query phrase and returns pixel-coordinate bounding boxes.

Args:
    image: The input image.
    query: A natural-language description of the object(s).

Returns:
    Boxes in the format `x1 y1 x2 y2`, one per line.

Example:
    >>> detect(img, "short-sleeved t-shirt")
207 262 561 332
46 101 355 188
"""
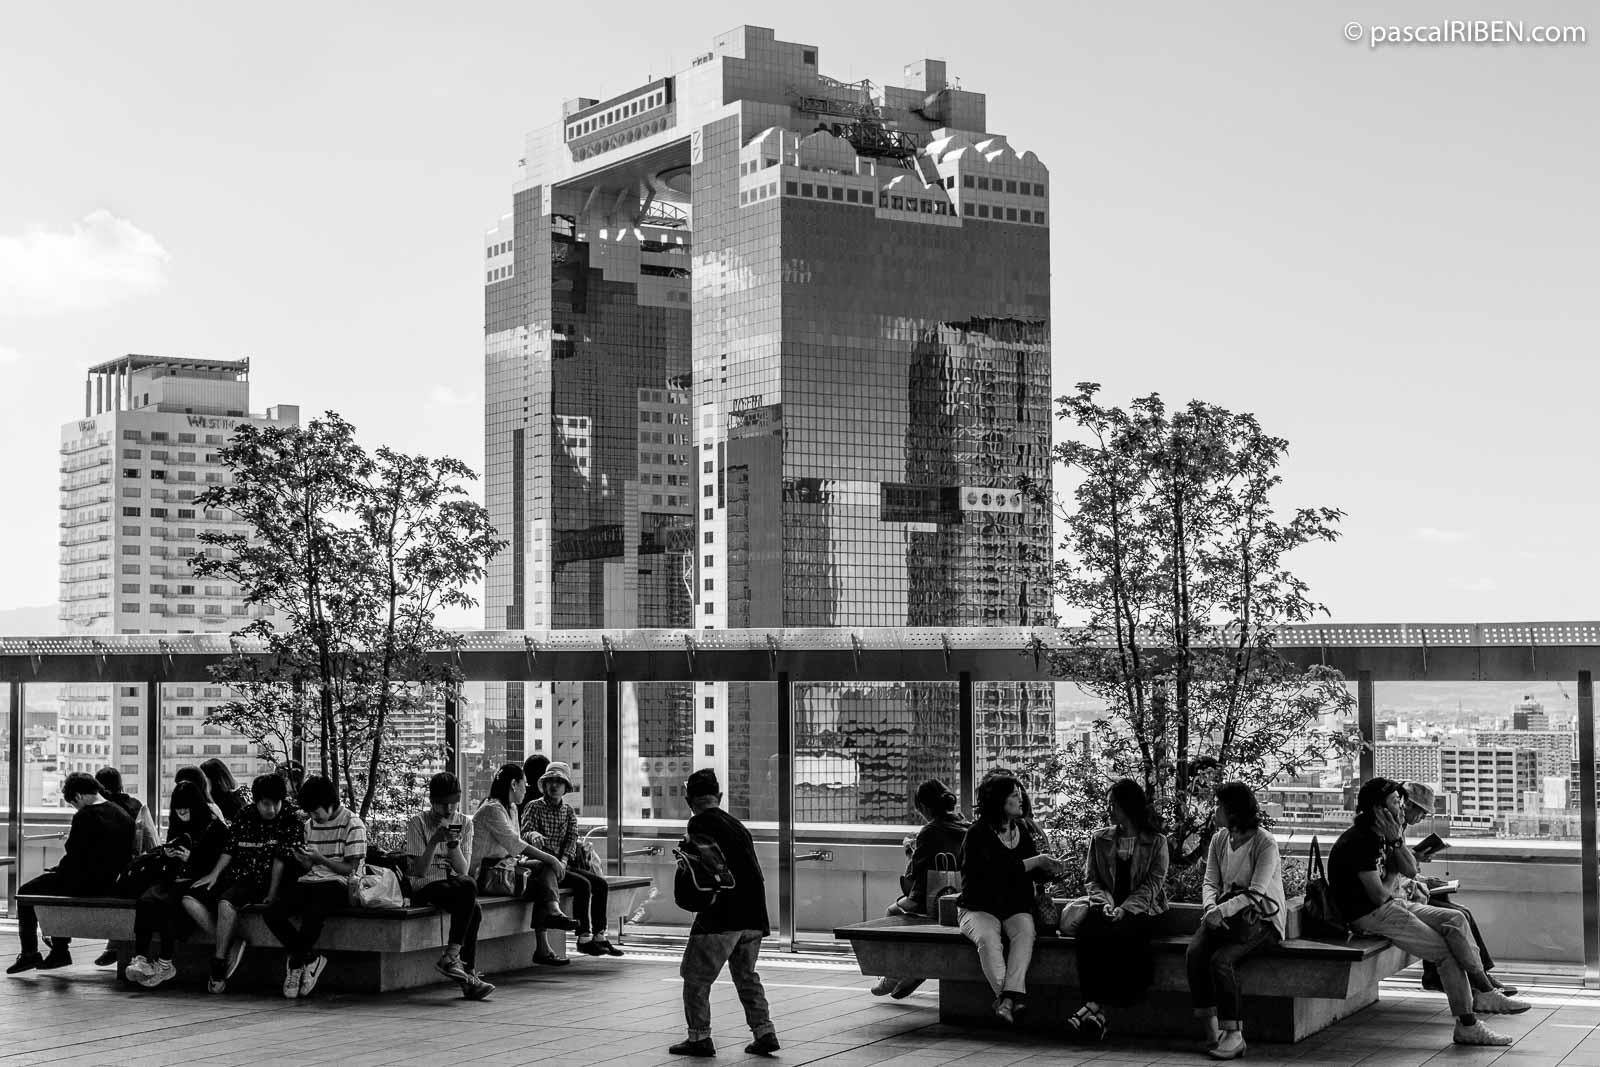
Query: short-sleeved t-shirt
1327 821 1388 923
405 810 474 890
300 806 367 885
224 806 306 887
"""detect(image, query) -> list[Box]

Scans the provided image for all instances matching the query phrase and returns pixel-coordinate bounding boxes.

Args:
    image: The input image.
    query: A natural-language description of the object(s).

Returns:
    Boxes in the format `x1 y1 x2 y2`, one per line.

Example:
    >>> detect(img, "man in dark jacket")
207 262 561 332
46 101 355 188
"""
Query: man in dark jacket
8 772 136 974
669 769 779 1059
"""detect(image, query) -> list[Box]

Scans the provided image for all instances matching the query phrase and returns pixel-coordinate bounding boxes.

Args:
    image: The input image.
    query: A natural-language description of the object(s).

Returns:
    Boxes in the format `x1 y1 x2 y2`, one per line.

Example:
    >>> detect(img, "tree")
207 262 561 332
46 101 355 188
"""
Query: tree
1021 383 1357 865
193 412 504 818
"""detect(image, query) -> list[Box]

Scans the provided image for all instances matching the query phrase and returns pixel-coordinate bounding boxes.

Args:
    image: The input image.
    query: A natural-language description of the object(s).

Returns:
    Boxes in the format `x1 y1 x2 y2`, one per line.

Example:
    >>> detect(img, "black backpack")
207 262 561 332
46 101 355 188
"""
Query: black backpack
673 832 736 912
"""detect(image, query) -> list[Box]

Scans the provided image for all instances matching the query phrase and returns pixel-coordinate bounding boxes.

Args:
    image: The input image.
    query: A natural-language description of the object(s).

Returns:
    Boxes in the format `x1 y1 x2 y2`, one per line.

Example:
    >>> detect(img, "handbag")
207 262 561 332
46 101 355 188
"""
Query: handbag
477 856 520 896
349 864 405 909
115 848 181 898
1301 837 1349 940
923 851 961 911
1218 885 1280 935
1056 895 1094 936
575 840 604 875
1034 886 1062 932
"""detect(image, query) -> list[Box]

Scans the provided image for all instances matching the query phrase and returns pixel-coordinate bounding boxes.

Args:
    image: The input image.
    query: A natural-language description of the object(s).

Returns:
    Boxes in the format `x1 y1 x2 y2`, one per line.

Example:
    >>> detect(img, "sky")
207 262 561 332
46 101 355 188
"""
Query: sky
0 1 1595 629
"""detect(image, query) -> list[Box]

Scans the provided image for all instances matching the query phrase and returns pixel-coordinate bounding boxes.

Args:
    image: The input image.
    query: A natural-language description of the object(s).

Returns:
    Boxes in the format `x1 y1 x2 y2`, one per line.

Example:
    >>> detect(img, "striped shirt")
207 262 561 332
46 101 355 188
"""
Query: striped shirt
300 806 367 885
520 796 577 863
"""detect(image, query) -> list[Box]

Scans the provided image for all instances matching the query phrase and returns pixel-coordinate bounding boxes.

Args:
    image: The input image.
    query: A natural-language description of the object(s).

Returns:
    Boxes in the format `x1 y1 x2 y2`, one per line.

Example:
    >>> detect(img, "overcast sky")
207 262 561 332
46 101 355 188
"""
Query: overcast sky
1 1 1594 628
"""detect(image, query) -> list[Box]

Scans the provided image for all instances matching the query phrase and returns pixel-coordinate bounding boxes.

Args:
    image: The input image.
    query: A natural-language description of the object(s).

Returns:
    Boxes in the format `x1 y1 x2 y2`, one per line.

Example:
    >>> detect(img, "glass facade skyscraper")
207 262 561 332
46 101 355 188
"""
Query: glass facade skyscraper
485 26 1054 821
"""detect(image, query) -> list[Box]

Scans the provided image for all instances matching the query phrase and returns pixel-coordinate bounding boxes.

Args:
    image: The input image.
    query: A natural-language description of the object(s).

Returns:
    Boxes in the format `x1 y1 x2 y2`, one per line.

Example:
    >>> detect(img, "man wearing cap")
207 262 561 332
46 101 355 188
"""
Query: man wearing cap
1400 781 1517 998
1328 778 1525 1047
669 769 780 1059
519 761 621 958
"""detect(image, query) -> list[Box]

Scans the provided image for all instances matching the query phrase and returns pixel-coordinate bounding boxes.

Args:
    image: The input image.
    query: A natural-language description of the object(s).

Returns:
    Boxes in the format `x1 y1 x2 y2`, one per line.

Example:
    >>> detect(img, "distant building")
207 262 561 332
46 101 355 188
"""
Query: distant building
1473 729 1573 782
58 356 297 803
1512 695 1549 731
1440 745 1539 817
1374 741 1441 785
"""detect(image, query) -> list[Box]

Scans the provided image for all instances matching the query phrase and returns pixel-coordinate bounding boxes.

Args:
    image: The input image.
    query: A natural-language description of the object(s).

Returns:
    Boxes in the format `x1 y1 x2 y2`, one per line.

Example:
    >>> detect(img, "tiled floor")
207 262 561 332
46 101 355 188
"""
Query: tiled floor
3 927 1599 1066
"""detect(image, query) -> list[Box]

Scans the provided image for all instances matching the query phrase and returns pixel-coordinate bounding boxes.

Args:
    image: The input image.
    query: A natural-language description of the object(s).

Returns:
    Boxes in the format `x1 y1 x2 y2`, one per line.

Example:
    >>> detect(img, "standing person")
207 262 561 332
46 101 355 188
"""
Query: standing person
260 775 366 999
1329 778 1525 1047
956 774 1062 1024
405 771 495 1000
93 765 159 967
520 762 621 957
1186 782 1285 1060
125 780 230 988
1067 778 1170 1041
669 769 779 1059
869 778 970 999
184 773 304 994
199 758 252 824
8 773 136 975
1400 781 1517 996
471 764 577 952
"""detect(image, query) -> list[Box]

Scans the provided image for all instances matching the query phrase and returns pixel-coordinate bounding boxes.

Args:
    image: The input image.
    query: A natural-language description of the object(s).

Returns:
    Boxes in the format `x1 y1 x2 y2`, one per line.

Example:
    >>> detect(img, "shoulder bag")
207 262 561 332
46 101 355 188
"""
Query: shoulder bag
1300 837 1349 940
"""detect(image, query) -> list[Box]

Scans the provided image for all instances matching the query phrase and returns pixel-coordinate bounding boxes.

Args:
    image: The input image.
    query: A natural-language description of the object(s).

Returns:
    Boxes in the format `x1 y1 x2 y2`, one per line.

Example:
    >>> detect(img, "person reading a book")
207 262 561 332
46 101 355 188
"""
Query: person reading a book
1400 781 1517 997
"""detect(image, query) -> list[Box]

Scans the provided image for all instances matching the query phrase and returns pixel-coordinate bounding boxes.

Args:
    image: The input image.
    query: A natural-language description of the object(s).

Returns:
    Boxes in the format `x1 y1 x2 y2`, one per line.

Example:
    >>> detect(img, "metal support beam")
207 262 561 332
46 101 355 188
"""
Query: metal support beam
958 672 975 809
443 686 459 784
1357 671 1375 782
7 682 23 905
144 680 161 838
778 672 794 950
605 675 621 877
1579 671 1598 987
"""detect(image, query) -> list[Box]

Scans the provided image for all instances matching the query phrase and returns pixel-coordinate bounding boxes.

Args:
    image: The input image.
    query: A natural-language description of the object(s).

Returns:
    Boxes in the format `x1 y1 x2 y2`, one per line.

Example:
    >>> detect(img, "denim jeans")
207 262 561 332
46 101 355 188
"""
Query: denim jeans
958 907 1036 997
1351 899 1484 1016
680 930 774 1042
1186 917 1281 1023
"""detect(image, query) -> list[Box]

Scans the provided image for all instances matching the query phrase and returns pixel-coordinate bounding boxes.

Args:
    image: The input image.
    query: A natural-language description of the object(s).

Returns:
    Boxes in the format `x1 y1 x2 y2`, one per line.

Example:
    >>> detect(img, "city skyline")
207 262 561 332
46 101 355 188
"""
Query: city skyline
2 3 1597 628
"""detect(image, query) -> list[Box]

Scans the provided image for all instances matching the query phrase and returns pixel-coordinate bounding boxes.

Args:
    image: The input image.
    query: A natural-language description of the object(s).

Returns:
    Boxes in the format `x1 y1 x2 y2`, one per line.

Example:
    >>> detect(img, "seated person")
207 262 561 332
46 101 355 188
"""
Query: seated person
125 780 230 988
8 773 136 975
471 763 577 934
185 773 304 994
520 762 622 958
1399 780 1516 996
870 778 969 999
406 771 495 999
200 758 252 824
92 765 159 967
173 764 229 823
1330 778 1524 1048
260 775 367 999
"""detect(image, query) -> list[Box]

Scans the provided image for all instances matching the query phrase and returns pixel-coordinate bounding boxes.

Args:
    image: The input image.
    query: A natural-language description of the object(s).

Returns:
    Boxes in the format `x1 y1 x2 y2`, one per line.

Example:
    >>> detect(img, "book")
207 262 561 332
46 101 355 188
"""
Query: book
1426 878 1460 894
1415 832 1449 855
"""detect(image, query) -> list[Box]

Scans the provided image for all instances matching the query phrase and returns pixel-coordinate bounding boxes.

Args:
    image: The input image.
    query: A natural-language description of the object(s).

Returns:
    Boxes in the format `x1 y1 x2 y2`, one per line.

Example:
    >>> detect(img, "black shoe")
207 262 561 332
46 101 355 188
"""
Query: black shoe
577 939 608 956
94 950 118 967
6 952 44 975
531 951 570 967
536 912 579 932
668 1038 716 1057
591 938 624 957
38 947 73 970
745 1033 781 1056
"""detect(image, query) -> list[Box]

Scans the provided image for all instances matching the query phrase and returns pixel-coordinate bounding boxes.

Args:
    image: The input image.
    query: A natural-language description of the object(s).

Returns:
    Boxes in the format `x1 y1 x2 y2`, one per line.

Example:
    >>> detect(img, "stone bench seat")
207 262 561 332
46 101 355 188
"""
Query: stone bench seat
836 901 1415 1043
20 874 652 994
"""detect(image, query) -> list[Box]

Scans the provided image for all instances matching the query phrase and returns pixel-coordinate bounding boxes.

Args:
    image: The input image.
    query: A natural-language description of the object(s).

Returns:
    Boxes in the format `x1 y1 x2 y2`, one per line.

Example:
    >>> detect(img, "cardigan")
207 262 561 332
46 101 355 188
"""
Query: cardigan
957 819 1046 920
1083 826 1170 915
1202 827 1286 939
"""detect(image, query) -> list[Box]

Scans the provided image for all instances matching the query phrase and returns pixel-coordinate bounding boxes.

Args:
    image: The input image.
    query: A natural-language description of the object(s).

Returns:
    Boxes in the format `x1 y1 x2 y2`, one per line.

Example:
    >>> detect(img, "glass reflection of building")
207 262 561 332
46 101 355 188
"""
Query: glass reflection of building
484 26 1054 822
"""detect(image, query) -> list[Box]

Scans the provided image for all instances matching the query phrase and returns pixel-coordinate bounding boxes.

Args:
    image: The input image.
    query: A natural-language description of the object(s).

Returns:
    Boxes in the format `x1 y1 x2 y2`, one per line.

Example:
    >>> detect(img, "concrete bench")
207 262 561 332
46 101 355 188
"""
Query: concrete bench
20 874 652 994
836 902 1414 1043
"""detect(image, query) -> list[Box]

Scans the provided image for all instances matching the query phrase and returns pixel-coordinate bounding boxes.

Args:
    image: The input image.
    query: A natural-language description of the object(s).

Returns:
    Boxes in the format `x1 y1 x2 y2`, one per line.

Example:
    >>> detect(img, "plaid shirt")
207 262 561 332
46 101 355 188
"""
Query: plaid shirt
519 796 577 863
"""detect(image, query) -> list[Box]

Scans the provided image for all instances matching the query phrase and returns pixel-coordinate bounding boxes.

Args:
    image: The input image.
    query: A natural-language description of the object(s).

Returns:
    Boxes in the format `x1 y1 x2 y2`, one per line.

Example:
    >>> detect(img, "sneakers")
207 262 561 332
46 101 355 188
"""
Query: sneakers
1208 1030 1247 1060
435 953 472 983
38 945 72 970
298 955 327 997
282 961 305 999
1454 1020 1513 1046
1473 989 1532 1015
94 949 119 967
125 955 156 984
206 977 227 995
870 976 899 996
1067 1005 1106 1041
462 974 496 1001
144 960 177 988
745 1032 781 1056
668 1038 716 1057
7 952 44 975
224 940 247 979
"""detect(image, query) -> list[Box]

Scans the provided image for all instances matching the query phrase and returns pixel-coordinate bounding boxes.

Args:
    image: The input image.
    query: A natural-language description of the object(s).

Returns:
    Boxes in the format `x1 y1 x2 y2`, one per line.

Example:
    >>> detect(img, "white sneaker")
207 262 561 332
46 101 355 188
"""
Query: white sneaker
1473 989 1531 1015
282 962 304 999
297 955 327 997
147 959 177 987
125 955 155 984
1208 1030 1247 1060
1454 1020 1513 1046
870 976 898 996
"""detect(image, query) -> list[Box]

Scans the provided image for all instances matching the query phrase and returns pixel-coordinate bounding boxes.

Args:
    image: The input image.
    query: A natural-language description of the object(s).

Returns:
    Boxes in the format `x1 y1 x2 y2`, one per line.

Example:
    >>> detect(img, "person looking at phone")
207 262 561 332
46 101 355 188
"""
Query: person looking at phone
405 771 494 999
1329 778 1526 1048
125 780 230 988
184 773 303 995
869 778 970 999
1399 781 1517 998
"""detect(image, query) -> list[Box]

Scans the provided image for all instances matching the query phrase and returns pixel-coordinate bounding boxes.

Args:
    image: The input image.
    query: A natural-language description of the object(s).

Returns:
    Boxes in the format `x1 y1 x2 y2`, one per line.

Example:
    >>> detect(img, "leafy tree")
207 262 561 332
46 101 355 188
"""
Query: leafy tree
193 412 504 818
1021 383 1357 866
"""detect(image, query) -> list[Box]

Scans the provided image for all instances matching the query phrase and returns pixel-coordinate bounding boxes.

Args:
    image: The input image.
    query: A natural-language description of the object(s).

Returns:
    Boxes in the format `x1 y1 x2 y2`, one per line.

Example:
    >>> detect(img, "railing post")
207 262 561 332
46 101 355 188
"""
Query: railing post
1357 670 1375 782
778 672 794 950
605 674 621 876
7 681 22 906
958 671 975 809
1579 671 1598 987
144 680 161 837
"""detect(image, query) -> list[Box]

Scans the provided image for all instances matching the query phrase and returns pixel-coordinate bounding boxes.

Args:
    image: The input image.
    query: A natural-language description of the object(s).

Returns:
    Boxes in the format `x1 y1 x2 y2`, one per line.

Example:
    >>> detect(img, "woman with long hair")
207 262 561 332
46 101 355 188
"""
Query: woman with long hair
1067 777 1171 1041
956 774 1063 1024
471 763 577 956
870 778 971 999
1187 781 1285 1060
199 758 250 824
125 780 230 988
172 765 227 824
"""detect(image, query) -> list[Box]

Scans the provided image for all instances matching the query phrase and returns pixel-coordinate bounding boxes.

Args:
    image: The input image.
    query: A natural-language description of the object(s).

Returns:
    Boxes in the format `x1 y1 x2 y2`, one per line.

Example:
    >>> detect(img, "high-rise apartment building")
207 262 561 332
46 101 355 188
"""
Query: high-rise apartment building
1373 741 1442 785
1512 696 1549 731
484 26 1053 821
58 356 297 804
1440 745 1539 818
1473 729 1574 782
